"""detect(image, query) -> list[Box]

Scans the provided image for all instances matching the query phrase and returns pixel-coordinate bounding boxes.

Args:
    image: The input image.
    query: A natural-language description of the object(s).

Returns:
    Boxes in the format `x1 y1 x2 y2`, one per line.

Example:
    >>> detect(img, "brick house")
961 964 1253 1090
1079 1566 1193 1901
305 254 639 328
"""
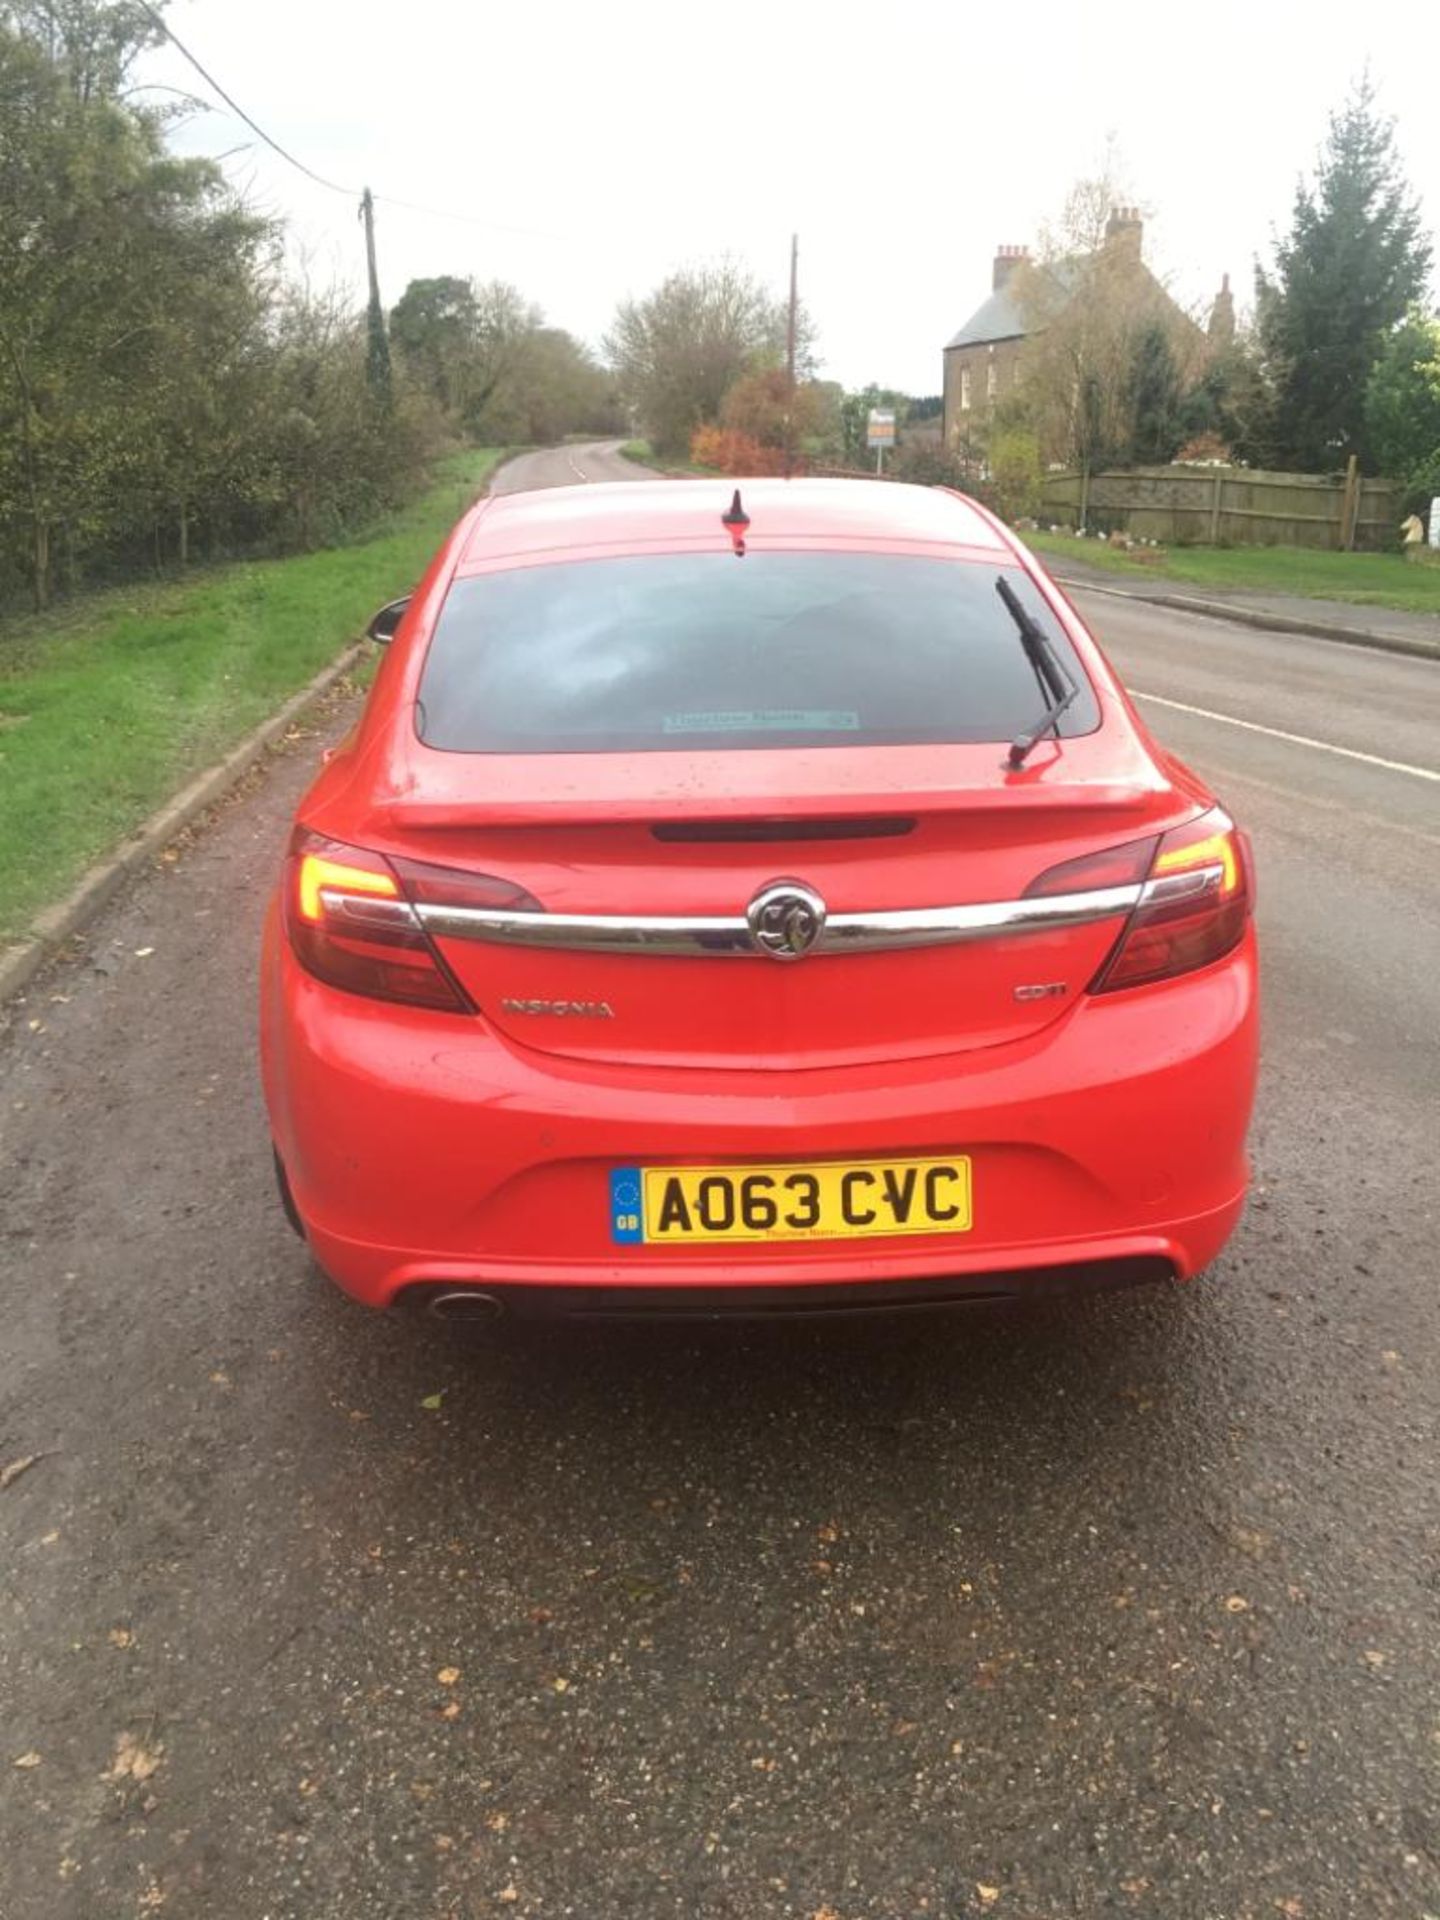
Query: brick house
942 210 1230 449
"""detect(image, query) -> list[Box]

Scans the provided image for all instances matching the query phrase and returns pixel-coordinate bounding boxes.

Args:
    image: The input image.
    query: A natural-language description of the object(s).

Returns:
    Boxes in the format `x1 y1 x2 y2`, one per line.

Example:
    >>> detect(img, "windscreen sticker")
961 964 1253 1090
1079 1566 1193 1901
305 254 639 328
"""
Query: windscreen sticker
662 709 861 734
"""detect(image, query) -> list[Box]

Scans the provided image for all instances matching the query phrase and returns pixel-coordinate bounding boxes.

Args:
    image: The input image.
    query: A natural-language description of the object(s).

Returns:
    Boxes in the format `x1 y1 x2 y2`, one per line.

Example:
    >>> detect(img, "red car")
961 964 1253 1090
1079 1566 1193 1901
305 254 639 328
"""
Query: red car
260 478 1257 1321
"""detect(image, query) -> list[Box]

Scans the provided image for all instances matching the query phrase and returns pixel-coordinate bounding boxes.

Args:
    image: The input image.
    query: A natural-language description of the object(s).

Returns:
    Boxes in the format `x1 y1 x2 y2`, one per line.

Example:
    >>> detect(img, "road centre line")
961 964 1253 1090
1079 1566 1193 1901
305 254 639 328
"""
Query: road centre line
1131 690 1440 783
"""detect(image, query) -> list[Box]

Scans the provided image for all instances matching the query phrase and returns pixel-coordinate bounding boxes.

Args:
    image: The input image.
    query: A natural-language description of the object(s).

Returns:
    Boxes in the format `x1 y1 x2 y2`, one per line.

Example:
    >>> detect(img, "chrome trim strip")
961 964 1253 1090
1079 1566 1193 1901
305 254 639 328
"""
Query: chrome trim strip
412 882 1146 957
1138 862 1225 909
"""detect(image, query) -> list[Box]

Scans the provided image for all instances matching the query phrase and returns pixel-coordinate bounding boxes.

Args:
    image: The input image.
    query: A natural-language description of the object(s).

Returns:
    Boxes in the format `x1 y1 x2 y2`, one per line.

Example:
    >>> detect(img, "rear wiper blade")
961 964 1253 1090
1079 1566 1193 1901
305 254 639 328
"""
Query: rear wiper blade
995 576 1079 768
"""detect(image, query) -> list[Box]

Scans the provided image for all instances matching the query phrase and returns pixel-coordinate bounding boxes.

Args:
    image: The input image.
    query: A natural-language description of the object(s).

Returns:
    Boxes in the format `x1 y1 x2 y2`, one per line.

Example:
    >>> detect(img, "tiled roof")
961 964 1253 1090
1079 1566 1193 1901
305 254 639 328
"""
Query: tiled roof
945 261 1082 351
945 287 1026 350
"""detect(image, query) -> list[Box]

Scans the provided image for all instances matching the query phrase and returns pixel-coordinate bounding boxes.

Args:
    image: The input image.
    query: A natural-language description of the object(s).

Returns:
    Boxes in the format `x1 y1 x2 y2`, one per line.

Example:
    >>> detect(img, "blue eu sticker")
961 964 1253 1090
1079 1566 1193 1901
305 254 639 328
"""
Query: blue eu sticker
610 1168 644 1244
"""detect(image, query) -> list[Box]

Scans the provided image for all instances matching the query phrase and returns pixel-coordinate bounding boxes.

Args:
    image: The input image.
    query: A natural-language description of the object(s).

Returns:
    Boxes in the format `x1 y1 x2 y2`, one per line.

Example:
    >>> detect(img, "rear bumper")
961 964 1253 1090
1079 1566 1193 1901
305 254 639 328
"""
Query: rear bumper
261 910 1258 1311
406 1253 1194 1322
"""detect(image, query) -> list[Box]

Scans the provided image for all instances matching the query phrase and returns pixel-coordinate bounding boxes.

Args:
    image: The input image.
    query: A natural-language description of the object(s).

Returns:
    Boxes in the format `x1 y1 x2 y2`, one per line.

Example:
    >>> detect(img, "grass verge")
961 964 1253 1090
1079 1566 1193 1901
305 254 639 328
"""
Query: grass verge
618 439 719 477
0 448 505 942
1023 529 1440 617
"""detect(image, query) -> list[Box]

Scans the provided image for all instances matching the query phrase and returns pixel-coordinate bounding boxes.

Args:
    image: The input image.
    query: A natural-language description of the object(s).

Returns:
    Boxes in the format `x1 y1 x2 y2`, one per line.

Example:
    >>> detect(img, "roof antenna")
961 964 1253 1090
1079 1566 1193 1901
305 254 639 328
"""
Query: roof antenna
721 487 750 557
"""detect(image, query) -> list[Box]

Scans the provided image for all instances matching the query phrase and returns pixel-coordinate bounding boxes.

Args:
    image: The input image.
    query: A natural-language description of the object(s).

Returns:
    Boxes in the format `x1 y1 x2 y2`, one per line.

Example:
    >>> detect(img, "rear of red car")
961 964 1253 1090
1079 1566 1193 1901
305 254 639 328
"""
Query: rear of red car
260 479 1257 1316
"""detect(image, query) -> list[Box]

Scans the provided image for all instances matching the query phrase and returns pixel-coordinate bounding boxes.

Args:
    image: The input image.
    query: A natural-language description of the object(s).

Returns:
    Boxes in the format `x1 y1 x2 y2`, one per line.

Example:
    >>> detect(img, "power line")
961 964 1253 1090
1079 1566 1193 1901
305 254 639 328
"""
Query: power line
134 0 572 242
133 0 357 196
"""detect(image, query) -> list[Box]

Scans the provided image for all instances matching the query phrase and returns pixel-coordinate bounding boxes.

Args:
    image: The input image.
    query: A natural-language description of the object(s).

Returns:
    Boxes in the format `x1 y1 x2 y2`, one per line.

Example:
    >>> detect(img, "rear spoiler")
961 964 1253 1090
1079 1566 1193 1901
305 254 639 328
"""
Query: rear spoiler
384 783 1165 831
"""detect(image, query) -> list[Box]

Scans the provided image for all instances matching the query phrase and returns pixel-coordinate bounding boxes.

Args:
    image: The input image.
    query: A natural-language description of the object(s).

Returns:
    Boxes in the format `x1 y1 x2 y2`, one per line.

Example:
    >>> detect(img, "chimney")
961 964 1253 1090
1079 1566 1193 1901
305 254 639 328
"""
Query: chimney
1104 206 1143 256
1207 272 1236 345
992 244 1030 292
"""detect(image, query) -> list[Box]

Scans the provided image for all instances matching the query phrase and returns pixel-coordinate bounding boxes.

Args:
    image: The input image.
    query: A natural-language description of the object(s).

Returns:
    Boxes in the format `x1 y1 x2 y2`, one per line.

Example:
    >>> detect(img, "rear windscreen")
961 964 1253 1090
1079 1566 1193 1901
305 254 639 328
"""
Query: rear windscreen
416 552 1100 754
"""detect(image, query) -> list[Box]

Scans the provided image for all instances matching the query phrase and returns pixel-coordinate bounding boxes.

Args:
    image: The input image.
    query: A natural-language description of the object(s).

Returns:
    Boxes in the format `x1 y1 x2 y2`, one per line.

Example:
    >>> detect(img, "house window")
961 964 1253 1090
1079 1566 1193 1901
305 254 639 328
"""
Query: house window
987 359 998 401
960 368 971 411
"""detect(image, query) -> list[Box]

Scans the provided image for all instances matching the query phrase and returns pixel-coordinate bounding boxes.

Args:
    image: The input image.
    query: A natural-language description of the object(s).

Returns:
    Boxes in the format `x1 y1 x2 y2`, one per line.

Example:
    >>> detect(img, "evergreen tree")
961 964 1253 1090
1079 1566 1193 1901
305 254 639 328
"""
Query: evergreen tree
1365 310 1440 511
1256 79 1431 471
1126 323 1184 464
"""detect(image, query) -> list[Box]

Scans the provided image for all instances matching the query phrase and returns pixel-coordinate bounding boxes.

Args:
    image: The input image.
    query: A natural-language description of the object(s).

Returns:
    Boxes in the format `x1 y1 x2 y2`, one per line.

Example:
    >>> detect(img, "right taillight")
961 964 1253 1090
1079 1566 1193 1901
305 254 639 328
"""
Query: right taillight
1092 806 1254 993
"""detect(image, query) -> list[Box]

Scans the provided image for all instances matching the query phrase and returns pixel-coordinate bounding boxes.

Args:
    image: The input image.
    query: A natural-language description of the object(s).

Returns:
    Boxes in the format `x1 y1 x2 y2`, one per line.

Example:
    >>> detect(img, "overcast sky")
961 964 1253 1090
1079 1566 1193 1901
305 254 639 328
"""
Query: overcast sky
144 0 1439 395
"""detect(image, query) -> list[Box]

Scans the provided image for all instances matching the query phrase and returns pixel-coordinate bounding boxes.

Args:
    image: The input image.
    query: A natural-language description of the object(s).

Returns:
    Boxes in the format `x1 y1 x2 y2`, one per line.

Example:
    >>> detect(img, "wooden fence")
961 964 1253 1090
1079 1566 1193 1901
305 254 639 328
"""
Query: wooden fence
1039 464 1398 551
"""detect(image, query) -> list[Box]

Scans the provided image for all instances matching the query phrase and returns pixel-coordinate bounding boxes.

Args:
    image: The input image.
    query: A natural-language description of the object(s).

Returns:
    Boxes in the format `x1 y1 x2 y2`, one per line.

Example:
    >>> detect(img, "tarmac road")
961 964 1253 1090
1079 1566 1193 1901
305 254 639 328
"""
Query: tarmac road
1 445 1437 1919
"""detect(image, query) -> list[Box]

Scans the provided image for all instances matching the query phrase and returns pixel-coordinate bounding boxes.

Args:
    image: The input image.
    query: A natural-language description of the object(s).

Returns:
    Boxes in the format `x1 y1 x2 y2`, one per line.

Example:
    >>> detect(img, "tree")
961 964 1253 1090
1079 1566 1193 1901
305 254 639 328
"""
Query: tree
1008 161 1211 478
1012 243 1203 475
720 368 828 452
1126 322 1185 464
0 1 443 609
0 7 273 602
605 261 810 457
1256 79 1431 472
1365 310 1440 511
390 277 616 445
389 276 480 412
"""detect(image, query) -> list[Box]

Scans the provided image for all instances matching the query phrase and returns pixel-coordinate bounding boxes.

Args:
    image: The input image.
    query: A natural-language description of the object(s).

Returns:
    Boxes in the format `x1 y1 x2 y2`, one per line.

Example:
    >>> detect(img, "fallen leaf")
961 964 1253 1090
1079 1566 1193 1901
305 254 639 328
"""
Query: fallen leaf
108 1627 134 1650
105 1731 164 1783
1273 1901 1304 1918
209 1371 231 1388
437 1666 461 1686
0 1455 38 1491
1230 1526 1273 1558
813 1908 843 1920
1362 1649 1386 1669
486 1811 510 1832
420 1393 444 1411
976 1886 1001 1908
497 1885 519 1904
439 1700 461 1721
552 1675 570 1693
12 1751 42 1770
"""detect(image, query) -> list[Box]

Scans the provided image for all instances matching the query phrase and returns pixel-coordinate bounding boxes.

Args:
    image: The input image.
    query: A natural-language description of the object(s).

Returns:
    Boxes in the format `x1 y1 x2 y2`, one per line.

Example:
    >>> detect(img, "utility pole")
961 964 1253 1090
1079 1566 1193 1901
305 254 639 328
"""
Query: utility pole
784 232 798 478
360 187 392 406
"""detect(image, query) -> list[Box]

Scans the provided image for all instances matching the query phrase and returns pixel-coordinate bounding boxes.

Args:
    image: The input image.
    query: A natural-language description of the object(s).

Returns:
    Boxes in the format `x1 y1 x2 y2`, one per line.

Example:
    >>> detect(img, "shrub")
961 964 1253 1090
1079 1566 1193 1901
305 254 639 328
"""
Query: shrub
889 441 976 490
988 430 1044 523
689 426 791 475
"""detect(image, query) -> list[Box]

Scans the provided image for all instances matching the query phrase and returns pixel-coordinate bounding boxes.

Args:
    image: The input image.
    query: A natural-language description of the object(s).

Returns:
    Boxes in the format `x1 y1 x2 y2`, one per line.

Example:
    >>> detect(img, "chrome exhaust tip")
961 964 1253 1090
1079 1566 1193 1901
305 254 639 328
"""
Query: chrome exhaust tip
427 1289 505 1324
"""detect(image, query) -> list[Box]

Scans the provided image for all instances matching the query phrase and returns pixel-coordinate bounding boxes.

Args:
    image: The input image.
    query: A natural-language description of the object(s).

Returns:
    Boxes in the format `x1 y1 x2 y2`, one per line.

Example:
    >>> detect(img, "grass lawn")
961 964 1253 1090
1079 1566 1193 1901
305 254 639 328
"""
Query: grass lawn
0 448 505 942
1023 529 1440 617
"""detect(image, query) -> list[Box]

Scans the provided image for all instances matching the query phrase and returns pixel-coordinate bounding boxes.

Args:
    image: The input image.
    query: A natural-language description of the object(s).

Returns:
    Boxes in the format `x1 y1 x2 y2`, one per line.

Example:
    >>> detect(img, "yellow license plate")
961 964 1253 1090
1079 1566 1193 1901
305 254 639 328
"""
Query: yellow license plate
609 1155 972 1246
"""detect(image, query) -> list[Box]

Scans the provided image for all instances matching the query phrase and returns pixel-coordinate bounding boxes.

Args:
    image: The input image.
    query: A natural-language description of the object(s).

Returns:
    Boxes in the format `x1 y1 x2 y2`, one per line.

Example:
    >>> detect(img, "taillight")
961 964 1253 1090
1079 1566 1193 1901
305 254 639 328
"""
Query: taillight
283 830 470 1011
1093 807 1253 993
1023 835 1159 898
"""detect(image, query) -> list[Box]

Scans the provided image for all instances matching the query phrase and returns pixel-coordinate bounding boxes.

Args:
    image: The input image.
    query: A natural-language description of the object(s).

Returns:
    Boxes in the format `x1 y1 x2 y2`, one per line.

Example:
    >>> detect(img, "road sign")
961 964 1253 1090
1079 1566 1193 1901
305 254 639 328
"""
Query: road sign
866 409 897 449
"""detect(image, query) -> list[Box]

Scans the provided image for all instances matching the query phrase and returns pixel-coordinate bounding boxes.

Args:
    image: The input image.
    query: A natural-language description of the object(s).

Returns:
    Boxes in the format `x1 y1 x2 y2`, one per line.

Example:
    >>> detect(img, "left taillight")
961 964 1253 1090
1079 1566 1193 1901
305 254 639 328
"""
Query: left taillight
1092 806 1254 993
283 828 470 1012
